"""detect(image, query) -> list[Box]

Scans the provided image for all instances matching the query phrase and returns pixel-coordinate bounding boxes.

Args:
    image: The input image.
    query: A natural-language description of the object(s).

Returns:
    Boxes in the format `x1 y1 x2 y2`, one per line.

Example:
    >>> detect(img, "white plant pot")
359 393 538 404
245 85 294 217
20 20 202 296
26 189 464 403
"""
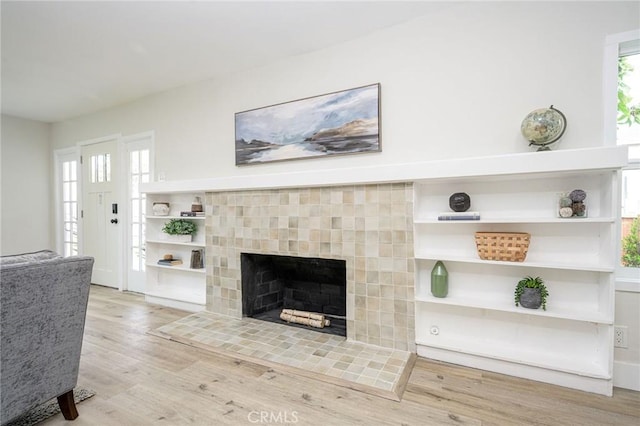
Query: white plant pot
163 234 192 243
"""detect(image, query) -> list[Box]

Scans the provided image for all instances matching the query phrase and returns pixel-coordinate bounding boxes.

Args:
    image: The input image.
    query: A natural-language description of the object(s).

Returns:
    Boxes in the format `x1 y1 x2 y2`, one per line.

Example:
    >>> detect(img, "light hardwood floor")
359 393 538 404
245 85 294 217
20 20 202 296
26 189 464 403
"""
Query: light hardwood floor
41 285 639 426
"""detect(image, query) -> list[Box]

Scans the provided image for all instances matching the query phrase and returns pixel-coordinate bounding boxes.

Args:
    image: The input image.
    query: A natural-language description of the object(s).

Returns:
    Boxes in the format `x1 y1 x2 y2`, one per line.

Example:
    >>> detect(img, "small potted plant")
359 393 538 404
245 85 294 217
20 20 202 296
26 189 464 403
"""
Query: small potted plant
514 276 549 311
162 219 197 242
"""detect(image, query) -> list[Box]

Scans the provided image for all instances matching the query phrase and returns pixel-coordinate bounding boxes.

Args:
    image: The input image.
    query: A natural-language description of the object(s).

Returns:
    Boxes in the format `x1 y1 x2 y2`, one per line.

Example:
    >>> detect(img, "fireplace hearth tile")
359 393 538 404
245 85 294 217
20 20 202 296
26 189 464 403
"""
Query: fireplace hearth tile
149 311 415 401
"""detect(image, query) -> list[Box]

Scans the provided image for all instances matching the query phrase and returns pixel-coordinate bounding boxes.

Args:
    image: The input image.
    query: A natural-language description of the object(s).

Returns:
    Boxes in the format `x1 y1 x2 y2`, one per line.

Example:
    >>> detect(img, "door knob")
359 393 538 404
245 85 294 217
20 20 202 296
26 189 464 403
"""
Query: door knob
110 218 118 224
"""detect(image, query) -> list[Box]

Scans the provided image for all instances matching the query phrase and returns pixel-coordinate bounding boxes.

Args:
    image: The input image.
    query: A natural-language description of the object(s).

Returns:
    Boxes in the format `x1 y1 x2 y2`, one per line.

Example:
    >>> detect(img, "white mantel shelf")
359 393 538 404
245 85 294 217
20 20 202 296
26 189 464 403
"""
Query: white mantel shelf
140 146 628 194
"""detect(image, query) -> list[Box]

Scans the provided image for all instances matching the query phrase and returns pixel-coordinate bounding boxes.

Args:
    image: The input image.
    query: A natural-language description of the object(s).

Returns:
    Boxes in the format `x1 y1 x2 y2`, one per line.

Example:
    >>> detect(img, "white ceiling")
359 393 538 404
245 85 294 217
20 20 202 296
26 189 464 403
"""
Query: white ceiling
1 1 446 123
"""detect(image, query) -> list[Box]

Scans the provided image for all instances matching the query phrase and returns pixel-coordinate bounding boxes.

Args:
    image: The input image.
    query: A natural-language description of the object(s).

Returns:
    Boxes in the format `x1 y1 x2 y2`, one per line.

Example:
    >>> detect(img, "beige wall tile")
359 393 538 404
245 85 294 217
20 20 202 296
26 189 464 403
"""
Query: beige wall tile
205 183 414 351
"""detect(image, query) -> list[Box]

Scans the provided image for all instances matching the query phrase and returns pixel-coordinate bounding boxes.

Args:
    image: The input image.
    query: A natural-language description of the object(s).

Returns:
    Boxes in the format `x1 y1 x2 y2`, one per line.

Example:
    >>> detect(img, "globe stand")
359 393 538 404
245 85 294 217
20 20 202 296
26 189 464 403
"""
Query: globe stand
530 141 556 152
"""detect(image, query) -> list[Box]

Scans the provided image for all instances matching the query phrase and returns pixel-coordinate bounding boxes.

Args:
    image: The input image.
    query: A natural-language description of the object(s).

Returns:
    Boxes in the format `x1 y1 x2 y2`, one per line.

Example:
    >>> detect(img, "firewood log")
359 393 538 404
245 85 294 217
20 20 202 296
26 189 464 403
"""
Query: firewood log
281 309 330 326
279 309 330 328
281 309 323 321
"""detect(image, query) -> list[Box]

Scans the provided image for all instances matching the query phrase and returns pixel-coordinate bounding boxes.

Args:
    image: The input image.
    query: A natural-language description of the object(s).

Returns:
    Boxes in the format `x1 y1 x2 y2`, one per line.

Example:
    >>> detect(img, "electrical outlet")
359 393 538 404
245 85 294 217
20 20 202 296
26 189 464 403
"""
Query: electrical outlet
614 326 628 348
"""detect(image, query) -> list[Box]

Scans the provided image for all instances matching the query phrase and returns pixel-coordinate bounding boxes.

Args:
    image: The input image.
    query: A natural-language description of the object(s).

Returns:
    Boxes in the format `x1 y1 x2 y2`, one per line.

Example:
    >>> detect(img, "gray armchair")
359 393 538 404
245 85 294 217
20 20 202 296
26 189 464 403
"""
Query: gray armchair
1 250 94 424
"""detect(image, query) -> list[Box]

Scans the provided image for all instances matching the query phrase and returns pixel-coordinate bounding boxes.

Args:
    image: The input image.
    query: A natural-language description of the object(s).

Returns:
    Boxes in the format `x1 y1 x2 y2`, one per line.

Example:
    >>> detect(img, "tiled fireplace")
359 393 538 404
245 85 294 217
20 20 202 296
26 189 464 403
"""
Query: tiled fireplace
205 183 415 351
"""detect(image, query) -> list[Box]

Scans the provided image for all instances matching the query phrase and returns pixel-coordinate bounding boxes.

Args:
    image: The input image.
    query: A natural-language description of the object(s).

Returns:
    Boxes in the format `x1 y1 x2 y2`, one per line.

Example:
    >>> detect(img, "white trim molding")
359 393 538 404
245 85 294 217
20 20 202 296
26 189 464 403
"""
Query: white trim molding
616 279 640 293
613 361 640 391
141 146 628 194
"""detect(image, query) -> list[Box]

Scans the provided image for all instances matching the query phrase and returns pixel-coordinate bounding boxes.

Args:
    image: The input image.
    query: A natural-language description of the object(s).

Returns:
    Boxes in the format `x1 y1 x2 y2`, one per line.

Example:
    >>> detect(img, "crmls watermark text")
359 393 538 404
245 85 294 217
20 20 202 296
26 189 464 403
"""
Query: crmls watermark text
247 411 299 424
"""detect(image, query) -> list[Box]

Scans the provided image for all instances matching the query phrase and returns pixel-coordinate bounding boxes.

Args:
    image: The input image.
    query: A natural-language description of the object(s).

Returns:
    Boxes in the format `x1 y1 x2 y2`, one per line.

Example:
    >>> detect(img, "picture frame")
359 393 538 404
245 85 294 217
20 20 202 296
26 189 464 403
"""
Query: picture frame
235 83 381 165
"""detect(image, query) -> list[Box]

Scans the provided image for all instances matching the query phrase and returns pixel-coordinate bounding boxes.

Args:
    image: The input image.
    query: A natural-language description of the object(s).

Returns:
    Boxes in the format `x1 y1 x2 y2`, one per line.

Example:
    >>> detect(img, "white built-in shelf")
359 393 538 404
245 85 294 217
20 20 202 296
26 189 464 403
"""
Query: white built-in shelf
413 254 615 272
146 239 205 247
140 146 628 194
412 146 625 396
146 264 206 274
414 217 616 224
414 294 612 324
144 191 207 312
147 215 205 220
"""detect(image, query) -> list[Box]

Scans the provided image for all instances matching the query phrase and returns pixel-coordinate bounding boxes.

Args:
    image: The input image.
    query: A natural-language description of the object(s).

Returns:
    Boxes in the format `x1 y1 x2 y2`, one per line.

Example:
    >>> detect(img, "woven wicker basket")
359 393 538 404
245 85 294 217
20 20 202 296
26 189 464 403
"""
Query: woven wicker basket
474 232 531 262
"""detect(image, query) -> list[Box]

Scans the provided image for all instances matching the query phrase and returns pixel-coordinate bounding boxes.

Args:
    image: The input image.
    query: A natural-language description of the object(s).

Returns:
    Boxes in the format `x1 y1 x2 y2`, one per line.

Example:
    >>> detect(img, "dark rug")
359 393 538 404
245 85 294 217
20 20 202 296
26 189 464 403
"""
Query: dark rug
5 388 95 426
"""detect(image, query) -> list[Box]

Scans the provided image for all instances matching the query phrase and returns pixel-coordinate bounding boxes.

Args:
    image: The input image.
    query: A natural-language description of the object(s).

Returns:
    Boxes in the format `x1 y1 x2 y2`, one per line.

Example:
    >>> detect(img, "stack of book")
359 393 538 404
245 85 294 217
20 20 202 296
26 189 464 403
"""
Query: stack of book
438 211 480 221
157 258 182 266
180 211 205 217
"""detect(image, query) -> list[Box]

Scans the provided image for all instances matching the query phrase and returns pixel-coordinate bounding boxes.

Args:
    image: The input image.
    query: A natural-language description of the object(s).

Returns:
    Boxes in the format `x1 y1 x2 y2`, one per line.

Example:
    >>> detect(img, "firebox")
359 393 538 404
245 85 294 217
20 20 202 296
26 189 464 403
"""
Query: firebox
241 253 346 336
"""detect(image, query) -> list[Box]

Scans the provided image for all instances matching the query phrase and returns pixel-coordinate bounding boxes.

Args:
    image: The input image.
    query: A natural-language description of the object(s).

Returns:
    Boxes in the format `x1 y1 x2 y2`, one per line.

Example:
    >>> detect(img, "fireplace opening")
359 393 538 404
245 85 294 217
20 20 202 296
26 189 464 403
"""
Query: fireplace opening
241 253 346 337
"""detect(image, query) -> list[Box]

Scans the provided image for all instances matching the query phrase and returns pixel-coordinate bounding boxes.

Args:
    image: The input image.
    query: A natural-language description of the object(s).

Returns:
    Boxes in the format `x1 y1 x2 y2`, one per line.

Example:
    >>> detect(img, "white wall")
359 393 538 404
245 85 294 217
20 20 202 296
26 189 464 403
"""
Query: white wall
51 2 640 179
1 115 53 255
48 1 640 388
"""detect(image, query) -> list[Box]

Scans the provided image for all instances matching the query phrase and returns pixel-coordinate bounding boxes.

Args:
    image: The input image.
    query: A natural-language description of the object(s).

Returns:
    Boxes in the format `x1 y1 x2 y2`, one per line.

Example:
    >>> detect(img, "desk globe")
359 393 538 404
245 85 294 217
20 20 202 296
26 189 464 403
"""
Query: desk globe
521 105 567 151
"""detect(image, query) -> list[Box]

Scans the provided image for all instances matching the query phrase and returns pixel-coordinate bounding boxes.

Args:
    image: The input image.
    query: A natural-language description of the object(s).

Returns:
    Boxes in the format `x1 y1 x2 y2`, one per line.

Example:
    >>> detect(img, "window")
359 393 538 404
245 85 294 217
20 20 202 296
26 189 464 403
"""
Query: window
62 160 79 256
130 149 150 272
56 151 79 257
608 31 640 285
123 131 154 294
618 45 640 272
90 153 111 183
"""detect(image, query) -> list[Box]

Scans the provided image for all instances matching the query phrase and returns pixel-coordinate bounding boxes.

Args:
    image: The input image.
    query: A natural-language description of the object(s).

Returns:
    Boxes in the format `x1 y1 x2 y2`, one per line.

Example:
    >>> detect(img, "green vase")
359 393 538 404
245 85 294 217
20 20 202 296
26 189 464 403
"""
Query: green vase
431 261 448 298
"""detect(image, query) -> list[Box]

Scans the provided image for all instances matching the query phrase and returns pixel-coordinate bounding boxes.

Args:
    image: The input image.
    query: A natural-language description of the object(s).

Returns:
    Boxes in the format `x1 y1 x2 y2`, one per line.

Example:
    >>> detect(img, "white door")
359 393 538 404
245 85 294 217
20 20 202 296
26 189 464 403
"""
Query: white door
81 139 121 288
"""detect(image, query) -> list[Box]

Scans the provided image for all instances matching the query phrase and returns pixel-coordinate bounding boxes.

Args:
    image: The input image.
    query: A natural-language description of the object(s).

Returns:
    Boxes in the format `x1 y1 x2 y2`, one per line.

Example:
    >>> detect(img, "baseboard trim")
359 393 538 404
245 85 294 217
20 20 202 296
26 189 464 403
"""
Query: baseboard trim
145 294 205 312
417 344 612 396
613 360 640 391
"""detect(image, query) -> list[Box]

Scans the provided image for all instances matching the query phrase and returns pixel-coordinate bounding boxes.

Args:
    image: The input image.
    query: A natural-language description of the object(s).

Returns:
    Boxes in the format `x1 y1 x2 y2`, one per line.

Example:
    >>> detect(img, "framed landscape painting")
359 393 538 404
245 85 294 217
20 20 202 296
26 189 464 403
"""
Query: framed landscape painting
235 83 380 165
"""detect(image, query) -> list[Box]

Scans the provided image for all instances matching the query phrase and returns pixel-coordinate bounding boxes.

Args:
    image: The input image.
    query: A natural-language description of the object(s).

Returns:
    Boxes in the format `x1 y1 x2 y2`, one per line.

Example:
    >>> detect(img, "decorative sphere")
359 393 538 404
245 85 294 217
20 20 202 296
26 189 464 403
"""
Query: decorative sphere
572 202 586 217
569 189 586 202
521 105 567 151
449 192 471 212
559 207 573 218
559 196 572 208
